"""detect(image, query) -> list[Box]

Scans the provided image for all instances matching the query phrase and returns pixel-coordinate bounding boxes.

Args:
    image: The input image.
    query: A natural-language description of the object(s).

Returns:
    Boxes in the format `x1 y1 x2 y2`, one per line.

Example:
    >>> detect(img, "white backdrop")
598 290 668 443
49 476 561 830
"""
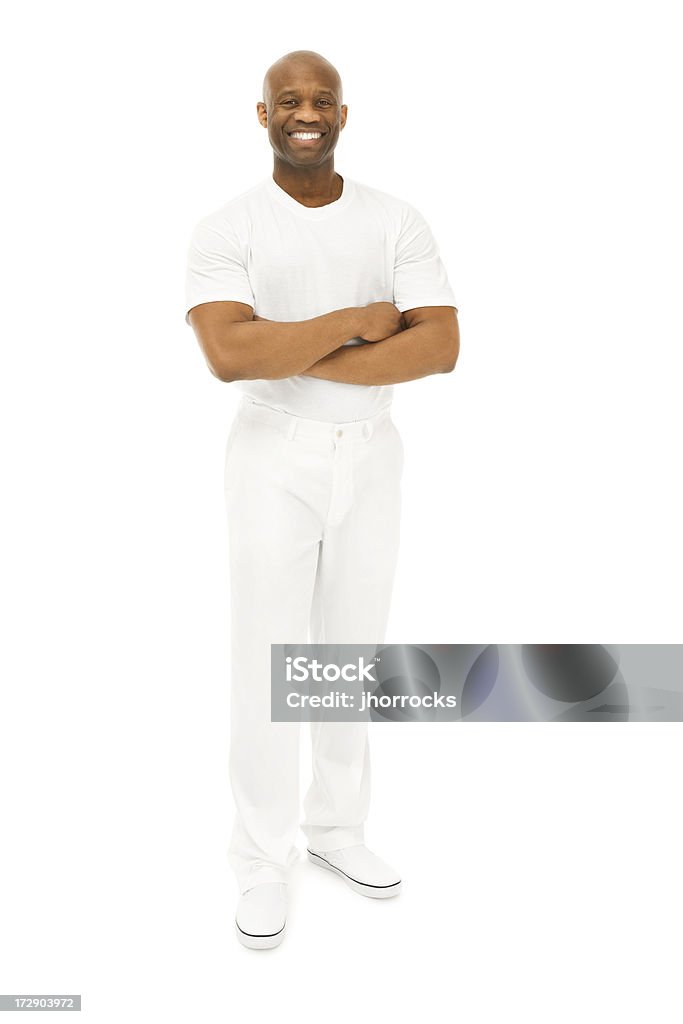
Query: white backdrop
1 1 681 1021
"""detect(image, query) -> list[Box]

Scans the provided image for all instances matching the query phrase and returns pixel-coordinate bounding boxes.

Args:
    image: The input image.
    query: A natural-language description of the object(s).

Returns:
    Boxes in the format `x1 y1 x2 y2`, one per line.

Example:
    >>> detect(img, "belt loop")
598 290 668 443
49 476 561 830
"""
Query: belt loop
286 416 297 441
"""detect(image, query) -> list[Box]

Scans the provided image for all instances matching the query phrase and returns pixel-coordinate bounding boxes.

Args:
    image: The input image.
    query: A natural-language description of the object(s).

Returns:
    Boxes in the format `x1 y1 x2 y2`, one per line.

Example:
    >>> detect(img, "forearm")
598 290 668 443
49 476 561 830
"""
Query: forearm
215 307 365 382
301 322 454 385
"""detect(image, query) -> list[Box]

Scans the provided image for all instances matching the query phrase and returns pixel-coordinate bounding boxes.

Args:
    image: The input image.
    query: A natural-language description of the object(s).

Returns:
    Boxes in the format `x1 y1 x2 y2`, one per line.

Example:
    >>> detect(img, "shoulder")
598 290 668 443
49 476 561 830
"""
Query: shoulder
189 179 268 242
347 178 425 230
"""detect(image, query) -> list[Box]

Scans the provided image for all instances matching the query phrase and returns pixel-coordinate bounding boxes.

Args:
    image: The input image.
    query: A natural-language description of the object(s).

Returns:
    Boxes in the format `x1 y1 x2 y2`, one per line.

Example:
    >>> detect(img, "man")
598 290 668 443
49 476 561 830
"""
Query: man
185 49 459 950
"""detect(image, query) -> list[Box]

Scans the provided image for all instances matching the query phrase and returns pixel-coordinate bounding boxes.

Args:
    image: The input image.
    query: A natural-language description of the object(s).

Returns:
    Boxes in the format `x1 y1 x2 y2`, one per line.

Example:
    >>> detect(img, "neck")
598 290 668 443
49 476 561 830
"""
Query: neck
271 159 343 208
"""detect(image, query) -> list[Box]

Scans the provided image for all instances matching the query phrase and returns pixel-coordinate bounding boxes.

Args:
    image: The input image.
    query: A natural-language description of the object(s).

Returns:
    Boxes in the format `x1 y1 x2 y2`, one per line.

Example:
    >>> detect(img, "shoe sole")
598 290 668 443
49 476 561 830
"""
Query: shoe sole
235 920 286 950
307 849 402 899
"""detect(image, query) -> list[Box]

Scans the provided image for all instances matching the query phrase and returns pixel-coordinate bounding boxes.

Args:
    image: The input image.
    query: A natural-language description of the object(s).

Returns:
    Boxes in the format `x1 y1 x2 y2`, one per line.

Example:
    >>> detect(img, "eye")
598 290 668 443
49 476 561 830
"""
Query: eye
280 98 332 106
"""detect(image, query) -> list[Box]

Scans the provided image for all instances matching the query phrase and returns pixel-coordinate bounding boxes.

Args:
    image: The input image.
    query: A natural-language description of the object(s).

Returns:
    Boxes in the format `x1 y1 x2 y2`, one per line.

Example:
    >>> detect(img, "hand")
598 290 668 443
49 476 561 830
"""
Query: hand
358 302 405 342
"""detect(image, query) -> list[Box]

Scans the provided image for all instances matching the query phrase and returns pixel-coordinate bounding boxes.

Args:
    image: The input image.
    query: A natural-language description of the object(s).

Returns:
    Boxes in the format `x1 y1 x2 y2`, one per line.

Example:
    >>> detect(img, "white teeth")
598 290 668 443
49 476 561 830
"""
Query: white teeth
290 132 322 140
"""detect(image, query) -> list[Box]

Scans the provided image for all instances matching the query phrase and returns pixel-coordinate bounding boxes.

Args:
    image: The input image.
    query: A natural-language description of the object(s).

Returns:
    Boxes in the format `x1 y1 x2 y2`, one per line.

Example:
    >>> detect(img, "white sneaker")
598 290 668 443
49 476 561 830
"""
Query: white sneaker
307 844 402 898
235 882 288 949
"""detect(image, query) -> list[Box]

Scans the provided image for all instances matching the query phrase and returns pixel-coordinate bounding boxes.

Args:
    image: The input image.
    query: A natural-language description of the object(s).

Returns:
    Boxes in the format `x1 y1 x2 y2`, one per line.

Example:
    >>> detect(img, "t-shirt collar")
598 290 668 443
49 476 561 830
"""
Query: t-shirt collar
265 173 354 220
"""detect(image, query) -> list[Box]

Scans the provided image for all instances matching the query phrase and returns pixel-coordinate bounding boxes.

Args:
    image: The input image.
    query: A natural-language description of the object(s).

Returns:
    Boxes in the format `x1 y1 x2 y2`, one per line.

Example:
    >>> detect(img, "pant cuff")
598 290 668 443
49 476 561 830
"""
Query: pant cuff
302 824 365 853
239 864 290 895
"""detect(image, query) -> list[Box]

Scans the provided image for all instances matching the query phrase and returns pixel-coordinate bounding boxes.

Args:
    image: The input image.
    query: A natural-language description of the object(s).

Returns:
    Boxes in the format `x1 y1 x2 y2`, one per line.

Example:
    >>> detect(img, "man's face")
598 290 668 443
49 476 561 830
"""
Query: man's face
257 64 347 167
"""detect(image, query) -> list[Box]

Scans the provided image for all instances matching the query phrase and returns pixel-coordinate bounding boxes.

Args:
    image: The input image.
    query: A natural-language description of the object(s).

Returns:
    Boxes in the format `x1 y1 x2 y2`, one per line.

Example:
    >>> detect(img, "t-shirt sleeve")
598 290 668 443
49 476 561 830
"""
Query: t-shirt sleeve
392 203 458 313
184 218 255 325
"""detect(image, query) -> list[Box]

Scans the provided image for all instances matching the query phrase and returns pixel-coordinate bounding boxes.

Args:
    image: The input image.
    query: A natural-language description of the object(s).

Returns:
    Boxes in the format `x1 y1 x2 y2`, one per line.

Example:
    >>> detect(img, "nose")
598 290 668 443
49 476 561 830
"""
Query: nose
293 104 324 125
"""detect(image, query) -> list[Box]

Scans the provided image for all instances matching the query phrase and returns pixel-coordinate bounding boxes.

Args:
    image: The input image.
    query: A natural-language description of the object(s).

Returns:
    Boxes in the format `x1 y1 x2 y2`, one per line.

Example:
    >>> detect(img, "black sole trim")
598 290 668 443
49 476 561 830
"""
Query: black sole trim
307 849 402 889
235 920 286 938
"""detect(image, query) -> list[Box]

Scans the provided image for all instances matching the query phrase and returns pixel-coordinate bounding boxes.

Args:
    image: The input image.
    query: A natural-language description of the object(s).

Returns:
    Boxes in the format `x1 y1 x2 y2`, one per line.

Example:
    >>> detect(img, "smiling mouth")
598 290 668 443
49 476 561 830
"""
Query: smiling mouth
287 131 326 142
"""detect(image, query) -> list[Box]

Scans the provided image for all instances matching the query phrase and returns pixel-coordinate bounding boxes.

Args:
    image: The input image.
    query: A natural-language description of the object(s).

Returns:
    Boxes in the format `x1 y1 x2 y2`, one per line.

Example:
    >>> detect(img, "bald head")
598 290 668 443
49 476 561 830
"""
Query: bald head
262 50 343 109
257 50 347 170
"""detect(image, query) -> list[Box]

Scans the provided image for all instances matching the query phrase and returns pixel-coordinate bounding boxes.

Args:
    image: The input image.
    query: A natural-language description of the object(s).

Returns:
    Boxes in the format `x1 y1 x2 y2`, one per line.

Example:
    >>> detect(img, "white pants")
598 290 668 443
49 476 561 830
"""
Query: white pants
224 395 404 894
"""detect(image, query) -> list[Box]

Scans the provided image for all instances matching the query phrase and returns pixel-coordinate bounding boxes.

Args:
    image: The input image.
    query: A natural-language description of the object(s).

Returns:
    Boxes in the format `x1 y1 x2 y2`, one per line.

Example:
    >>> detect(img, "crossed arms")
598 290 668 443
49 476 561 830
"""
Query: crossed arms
187 301 459 386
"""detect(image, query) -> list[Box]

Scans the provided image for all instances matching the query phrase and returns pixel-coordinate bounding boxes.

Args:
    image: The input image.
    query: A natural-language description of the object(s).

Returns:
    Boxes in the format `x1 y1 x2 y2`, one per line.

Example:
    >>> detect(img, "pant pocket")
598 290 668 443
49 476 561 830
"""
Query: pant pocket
224 414 245 478
225 415 288 500
387 416 405 470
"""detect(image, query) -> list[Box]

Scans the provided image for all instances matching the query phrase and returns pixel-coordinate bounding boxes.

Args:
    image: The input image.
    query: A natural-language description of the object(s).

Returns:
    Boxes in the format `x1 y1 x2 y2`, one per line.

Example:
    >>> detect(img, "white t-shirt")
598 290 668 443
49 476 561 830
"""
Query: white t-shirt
184 173 458 422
